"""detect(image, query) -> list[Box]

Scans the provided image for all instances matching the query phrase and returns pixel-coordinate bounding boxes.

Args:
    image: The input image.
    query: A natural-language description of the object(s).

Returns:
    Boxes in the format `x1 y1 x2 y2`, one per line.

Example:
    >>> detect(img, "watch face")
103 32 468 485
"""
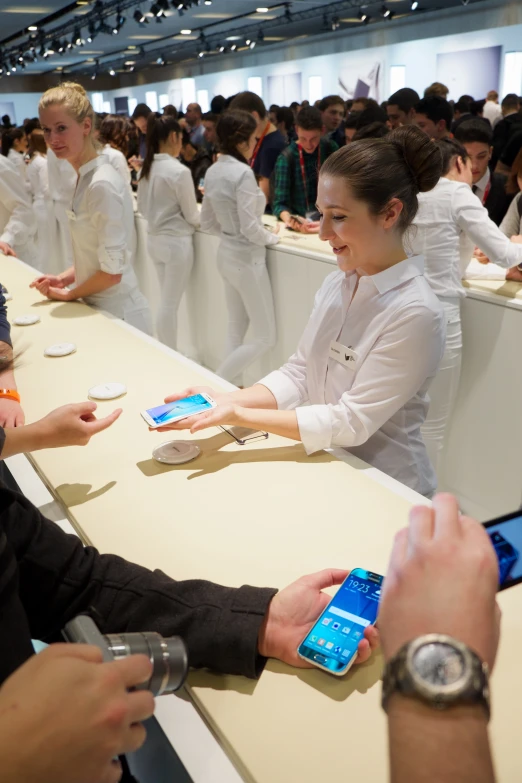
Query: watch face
412 642 466 687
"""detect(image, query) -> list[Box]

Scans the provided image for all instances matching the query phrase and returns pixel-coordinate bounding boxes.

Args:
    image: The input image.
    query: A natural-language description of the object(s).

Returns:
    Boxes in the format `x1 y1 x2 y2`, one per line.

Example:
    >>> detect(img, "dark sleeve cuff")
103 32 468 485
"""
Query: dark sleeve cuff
0 426 5 456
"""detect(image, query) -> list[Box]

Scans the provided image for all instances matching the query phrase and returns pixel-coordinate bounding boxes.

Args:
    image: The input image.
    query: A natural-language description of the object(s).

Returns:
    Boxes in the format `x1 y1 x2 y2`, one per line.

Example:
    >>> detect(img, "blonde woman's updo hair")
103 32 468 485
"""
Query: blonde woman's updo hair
39 81 96 133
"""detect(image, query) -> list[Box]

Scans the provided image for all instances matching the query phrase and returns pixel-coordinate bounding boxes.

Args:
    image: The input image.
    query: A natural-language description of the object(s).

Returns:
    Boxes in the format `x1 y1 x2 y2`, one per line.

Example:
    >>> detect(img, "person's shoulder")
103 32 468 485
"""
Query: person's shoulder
264 130 286 152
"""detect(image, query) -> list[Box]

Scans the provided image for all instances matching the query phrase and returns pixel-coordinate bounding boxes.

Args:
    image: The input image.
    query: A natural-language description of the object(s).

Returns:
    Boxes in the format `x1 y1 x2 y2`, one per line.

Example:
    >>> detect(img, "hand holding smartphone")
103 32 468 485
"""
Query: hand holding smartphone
298 568 383 676
141 393 216 428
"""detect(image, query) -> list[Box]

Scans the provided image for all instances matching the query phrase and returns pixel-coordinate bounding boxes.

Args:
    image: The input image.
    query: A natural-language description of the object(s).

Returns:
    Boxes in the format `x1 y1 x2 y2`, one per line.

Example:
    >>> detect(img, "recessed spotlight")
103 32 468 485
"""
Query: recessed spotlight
28 25 38 31
226 35 240 41
180 28 192 34
256 7 269 12
204 0 212 4
411 0 419 8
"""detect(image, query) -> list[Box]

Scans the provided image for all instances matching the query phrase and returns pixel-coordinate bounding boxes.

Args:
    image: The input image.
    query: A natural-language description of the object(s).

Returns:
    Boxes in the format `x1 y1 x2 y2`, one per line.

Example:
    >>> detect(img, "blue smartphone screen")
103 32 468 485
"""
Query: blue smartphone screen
298 568 383 673
484 513 522 589
146 394 213 426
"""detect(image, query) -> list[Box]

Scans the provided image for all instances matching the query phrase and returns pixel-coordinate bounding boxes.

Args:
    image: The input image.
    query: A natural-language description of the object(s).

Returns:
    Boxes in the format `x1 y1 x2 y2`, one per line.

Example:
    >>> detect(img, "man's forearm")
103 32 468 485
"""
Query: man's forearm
388 696 495 783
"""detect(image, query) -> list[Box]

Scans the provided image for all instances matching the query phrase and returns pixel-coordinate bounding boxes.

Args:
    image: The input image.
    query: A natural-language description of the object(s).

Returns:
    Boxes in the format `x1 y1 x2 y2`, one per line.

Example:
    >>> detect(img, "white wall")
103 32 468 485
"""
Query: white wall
0 93 42 125
3 18 522 121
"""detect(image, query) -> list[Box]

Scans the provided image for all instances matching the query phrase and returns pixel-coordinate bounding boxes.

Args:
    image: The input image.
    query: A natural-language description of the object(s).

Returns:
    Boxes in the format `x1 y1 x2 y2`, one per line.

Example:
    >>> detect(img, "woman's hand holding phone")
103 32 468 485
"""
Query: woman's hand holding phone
258 569 379 669
151 386 238 433
377 494 500 670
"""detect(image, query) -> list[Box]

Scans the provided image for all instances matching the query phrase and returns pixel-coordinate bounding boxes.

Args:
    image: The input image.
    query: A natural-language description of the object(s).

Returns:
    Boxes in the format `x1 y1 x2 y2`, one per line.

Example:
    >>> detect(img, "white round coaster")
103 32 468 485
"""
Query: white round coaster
152 441 201 465
44 342 77 358
14 314 40 326
88 382 127 400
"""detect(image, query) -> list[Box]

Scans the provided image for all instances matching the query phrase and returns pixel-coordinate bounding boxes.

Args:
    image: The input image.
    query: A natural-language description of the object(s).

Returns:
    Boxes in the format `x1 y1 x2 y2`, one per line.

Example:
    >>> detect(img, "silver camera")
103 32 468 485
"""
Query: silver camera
63 615 188 697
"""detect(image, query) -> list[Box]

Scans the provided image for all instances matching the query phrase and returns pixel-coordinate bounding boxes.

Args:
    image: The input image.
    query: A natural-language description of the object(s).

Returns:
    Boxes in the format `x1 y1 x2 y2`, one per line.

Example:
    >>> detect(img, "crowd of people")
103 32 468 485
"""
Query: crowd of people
0 77 520 782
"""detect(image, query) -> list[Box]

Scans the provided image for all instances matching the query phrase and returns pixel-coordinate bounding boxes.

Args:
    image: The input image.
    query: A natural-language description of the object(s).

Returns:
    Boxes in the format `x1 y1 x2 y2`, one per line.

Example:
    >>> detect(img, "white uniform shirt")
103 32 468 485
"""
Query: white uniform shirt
408 178 522 299
103 144 132 188
500 192 522 238
26 154 49 205
483 101 502 127
201 155 279 248
472 169 490 205
46 148 76 206
137 153 200 236
259 256 445 496
7 148 27 186
68 155 142 315
0 155 36 250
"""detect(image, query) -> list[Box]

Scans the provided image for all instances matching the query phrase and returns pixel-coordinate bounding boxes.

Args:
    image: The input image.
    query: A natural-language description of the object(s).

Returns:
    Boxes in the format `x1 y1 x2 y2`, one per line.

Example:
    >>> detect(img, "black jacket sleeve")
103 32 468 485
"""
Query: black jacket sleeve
0 486 277 683
0 287 12 347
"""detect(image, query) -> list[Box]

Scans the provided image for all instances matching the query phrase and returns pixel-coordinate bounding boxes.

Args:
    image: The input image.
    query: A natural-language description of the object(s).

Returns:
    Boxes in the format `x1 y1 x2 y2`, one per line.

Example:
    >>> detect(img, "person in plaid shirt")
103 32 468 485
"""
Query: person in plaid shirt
272 107 338 233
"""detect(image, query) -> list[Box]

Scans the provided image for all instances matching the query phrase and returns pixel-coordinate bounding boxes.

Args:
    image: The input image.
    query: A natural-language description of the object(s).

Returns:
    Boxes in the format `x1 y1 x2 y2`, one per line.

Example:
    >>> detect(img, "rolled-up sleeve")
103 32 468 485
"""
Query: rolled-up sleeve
88 181 128 274
295 305 445 455
454 185 522 268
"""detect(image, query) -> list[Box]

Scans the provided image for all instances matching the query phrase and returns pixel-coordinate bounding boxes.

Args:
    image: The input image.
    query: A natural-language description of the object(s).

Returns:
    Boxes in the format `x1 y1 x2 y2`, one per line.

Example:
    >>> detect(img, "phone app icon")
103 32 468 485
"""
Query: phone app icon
334 646 342 654
342 649 351 658
375 589 381 596
325 642 334 650
310 635 318 643
342 626 351 635
322 617 332 626
352 630 362 640
318 638 326 646
332 622 341 631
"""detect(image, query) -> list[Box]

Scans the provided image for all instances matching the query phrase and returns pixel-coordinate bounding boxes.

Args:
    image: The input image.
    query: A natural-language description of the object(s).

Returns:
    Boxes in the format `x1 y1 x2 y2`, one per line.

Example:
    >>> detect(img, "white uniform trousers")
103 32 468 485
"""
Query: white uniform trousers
216 243 276 385
421 297 462 479
146 233 194 350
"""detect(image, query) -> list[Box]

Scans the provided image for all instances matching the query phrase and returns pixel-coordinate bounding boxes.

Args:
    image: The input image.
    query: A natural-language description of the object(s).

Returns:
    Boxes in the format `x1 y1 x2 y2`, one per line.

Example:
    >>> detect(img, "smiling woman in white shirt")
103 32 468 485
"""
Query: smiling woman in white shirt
200 110 279 385
1 127 29 187
156 126 446 497
408 137 522 475
30 83 152 334
137 113 200 350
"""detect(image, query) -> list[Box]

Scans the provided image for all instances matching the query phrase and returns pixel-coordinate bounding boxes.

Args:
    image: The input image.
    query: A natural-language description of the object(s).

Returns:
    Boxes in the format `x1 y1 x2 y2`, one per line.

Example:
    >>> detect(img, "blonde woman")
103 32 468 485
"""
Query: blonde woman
30 83 151 333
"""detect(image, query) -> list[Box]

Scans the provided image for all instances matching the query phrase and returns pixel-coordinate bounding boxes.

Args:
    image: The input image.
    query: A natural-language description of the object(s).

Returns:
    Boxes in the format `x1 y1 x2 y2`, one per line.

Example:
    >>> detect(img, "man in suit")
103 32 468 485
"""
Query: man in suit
455 119 512 226
492 94 522 171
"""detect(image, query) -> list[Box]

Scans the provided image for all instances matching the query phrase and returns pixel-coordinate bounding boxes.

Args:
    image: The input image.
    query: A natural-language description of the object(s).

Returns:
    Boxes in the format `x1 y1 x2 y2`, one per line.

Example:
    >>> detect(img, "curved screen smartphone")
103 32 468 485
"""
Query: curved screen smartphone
141 393 216 428
298 568 383 676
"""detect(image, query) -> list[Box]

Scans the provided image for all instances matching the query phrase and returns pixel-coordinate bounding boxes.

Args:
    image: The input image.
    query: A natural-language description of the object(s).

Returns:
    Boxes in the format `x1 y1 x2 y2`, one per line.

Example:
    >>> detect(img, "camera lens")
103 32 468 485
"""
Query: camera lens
105 632 188 696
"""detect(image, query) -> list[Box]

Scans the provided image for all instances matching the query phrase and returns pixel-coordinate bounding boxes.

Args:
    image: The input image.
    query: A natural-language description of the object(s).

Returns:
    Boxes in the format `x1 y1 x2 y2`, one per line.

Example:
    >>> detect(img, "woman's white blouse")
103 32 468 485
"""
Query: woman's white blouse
409 178 522 299
26 154 49 204
200 155 279 248
7 148 27 186
103 144 132 188
137 153 200 236
0 156 36 249
260 256 445 496
68 155 141 312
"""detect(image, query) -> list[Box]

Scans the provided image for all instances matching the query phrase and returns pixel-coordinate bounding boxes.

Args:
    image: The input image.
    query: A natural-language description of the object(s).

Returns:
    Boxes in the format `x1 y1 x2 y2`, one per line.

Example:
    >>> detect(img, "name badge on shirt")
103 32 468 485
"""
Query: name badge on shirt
329 341 357 368
65 209 76 221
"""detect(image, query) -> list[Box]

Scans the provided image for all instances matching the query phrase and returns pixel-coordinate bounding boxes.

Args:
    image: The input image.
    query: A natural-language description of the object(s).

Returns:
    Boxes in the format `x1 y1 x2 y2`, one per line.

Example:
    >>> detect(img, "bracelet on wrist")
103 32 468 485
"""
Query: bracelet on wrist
0 389 20 402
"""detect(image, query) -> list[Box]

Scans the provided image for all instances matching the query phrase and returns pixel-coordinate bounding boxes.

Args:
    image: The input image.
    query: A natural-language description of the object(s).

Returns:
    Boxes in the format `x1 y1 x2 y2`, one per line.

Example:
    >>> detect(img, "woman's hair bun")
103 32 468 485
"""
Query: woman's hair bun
59 81 88 98
388 125 442 193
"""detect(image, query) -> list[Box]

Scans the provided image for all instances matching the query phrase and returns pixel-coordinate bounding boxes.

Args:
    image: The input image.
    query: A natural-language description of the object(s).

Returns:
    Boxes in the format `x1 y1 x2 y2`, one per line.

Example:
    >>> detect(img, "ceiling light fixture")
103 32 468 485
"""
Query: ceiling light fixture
256 7 269 13
381 5 391 18
112 12 126 34
204 0 212 4
411 0 418 8
28 25 38 32
331 15 340 30
358 10 369 22
180 28 192 34
134 9 149 25
109 67 116 75
460 0 470 5
156 55 165 64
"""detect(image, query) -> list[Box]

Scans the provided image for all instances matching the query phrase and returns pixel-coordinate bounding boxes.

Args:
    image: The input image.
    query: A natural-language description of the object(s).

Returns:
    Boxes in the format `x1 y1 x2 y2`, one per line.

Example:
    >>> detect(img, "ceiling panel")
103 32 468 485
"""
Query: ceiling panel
0 0 493 79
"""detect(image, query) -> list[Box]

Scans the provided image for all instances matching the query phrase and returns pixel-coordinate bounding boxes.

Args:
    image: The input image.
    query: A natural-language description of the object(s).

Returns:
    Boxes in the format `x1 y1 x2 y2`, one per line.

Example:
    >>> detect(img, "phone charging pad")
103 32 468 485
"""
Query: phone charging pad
3 293 12 301
88 382 127 400
44 342 77 358
152 441 201 465
14 314 40 326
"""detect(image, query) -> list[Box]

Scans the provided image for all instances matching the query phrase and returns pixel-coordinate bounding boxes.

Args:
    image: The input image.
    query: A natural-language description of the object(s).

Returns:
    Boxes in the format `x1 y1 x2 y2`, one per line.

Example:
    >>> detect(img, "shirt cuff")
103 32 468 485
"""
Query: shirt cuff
296 405 333 455
0 232 13 248
258 371 302 409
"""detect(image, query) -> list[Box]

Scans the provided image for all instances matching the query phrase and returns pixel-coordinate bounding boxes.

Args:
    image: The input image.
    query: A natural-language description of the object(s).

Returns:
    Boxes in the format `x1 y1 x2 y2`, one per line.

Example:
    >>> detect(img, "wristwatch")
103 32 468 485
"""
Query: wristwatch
0 389 20 402
382 634 490 719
